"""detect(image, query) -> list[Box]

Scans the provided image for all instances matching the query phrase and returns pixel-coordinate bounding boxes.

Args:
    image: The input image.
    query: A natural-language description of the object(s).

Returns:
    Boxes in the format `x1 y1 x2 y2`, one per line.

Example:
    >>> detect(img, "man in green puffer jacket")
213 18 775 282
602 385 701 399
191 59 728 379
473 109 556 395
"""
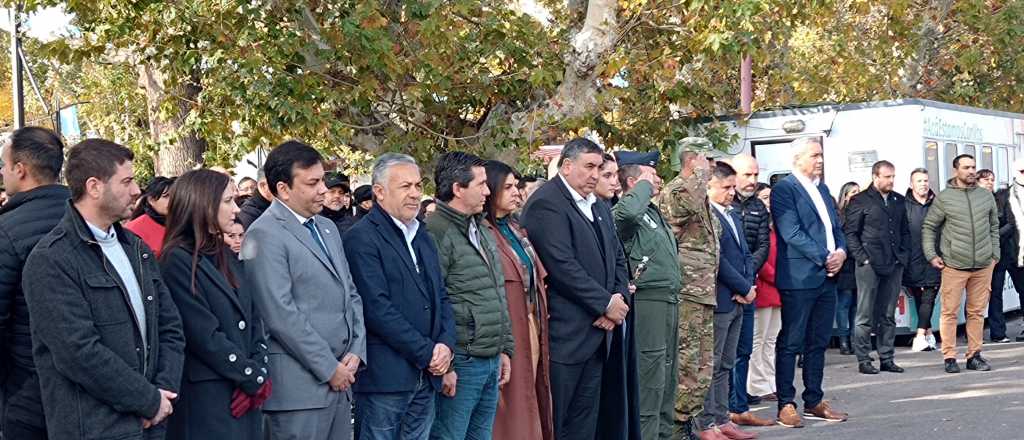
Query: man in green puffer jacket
922 154 999 374
426 151 514 440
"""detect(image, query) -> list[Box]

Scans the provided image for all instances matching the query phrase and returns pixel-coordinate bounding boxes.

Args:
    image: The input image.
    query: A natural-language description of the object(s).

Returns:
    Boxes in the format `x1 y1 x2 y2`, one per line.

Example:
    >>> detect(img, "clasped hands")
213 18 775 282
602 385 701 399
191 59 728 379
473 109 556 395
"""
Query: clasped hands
825 249 847 276
593 293 629 331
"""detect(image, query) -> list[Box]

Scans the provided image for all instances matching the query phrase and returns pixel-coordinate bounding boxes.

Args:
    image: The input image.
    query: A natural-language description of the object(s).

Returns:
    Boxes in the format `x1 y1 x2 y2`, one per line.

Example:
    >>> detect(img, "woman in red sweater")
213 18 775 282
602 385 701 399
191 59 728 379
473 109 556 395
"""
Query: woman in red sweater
125 176 175 256
748 183 782 401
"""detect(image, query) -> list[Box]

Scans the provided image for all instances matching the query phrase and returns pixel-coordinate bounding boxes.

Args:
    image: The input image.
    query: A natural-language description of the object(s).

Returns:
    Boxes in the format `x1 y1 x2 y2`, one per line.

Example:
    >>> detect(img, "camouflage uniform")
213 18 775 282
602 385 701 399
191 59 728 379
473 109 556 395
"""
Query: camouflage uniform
656 167 720 431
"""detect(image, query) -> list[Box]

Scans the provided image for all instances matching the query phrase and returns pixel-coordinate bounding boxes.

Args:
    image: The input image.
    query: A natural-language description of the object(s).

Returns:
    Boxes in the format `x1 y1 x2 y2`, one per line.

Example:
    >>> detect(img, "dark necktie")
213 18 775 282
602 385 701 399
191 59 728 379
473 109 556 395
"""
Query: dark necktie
303 219 332 262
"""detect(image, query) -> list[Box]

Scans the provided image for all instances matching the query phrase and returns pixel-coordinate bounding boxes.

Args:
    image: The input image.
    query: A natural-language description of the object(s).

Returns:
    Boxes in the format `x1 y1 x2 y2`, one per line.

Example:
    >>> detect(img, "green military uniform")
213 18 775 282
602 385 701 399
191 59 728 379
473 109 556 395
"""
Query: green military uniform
656 164 720 436
614 177 682 440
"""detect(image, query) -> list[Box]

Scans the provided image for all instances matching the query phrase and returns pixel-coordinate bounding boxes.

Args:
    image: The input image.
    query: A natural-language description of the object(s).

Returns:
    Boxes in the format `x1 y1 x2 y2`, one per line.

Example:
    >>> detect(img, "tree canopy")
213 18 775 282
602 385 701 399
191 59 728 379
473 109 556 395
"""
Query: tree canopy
2 0 1022 177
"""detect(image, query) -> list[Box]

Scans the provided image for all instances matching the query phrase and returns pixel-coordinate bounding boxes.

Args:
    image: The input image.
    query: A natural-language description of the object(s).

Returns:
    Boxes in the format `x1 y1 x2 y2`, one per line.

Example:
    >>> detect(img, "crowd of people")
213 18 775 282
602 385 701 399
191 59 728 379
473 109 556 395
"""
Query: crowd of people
0 125 1015 440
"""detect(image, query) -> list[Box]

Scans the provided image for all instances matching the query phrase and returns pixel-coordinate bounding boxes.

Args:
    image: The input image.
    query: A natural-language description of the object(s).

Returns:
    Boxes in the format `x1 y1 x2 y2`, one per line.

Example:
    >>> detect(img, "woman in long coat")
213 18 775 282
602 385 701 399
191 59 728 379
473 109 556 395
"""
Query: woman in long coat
483 160 554 440
159 169 271 439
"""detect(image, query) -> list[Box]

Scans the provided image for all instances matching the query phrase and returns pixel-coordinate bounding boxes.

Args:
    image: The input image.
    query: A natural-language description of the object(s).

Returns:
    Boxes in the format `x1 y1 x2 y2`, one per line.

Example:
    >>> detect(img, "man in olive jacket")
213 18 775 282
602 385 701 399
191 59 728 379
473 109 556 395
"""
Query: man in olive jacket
23 139 185 440
426 152 514 440
613 151 680 440
922 154 999 374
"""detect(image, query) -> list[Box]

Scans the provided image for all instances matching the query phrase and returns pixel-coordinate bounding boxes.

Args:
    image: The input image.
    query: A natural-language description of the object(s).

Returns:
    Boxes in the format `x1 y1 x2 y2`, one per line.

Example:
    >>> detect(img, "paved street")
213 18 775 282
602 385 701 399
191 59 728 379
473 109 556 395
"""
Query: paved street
742 318 1024 440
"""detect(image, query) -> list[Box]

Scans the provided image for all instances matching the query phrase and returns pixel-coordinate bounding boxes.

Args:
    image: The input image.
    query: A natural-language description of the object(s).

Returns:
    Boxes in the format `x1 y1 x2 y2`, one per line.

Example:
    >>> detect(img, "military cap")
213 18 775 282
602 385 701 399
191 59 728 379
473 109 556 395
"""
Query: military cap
679 137 726 158
615 150 660 168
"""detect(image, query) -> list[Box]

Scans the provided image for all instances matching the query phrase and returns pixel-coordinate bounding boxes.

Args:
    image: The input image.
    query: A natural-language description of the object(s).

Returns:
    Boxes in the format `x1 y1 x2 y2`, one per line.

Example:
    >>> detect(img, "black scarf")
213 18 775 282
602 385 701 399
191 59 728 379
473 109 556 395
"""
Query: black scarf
144 203 167 226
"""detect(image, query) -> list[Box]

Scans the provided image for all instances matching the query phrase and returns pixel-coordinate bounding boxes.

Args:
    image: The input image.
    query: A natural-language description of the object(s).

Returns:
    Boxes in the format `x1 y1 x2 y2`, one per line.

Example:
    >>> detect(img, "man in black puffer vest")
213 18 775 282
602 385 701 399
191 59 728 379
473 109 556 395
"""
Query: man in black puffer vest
0 127 71 439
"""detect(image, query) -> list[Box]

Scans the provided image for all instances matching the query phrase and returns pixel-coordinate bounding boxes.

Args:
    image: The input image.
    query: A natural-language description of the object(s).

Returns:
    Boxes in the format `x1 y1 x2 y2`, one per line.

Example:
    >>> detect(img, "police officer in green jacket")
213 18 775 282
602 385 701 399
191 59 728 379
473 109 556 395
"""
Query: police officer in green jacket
613 150 682 440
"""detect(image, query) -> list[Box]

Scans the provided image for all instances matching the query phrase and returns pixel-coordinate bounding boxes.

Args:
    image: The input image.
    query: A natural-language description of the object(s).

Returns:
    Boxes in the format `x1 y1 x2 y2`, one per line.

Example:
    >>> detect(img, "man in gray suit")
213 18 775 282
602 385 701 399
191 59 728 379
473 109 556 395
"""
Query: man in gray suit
241 140 366 440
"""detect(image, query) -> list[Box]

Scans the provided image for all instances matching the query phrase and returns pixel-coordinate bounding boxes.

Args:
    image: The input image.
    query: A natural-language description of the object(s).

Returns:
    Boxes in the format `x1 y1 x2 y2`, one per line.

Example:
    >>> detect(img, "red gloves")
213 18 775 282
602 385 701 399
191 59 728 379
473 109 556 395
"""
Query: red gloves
230 379 273 419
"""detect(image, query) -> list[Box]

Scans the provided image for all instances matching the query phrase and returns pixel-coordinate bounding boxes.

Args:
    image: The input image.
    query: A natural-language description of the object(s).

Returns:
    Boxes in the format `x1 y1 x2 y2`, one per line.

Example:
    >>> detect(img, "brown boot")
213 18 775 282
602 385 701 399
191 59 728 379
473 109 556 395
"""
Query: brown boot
776 404 803 428
718 422 759 439
729 411 774 427
803 400 849 422
698 428 730 440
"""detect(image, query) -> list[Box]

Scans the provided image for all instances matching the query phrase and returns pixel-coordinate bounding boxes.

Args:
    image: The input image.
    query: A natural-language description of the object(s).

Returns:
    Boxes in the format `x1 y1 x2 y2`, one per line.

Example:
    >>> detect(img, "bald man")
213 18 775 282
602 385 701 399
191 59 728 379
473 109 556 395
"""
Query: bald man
991 158 1024 342
721 154 773 427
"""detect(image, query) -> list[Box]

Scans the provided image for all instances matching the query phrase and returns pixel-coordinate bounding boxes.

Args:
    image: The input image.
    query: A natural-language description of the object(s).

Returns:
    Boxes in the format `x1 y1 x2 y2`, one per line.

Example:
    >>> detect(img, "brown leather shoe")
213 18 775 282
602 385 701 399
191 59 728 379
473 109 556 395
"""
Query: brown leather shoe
698 428 730 440
759 393 778 401
776 404 803 428
729 411 774 427
803 401 849 422
718 422 759 439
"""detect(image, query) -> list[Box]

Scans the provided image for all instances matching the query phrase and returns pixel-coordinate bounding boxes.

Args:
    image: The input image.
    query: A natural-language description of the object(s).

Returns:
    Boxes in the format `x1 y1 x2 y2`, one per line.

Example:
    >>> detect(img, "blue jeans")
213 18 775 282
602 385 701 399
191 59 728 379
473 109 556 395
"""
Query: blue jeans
776 281 837 410
430 354 500 440
729 304 755 413
834 289 855 337
355 373 436 440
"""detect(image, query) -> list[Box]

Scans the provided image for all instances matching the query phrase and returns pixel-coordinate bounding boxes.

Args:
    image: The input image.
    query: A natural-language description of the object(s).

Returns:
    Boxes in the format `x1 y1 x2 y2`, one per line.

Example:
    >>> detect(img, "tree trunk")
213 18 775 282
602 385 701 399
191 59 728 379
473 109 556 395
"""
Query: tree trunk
138 64 207 177
511 0 619 139
900 0 954 97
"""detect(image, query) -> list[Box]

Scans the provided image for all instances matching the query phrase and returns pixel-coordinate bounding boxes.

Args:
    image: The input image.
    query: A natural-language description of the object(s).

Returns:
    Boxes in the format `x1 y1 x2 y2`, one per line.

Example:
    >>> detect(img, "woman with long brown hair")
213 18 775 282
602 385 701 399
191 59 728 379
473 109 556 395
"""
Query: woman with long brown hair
482 160 553 440
159 169 270 440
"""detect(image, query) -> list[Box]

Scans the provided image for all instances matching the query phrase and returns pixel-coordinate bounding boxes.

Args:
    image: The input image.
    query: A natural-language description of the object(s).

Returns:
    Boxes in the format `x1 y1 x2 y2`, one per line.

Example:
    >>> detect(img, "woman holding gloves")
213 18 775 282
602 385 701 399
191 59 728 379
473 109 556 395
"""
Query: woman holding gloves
159 169 271 439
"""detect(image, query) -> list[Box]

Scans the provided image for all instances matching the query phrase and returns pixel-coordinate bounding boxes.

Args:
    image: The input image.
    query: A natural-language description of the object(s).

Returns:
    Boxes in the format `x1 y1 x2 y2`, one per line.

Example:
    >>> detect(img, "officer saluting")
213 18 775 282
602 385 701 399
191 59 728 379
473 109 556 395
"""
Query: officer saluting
612 150 682 440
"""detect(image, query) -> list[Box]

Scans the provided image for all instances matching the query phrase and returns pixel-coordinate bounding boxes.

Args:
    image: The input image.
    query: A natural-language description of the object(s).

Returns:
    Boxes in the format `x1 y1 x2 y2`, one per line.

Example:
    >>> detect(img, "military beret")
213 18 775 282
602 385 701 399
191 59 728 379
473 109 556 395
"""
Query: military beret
615 151 660 168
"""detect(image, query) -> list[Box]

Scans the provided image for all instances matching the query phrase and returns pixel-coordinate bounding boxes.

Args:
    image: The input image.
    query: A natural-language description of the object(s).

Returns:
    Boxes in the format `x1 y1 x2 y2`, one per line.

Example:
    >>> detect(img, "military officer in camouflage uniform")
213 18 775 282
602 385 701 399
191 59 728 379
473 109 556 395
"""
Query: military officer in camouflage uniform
613 151 682 440
655 138 722 439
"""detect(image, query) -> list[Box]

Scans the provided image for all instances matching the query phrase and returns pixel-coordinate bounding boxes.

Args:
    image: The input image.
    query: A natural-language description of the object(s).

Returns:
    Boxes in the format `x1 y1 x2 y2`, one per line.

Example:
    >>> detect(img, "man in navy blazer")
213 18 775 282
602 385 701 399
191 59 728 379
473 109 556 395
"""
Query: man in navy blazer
522 138 631 440
696 162 759 440
343 153 457 440
770 137 850 429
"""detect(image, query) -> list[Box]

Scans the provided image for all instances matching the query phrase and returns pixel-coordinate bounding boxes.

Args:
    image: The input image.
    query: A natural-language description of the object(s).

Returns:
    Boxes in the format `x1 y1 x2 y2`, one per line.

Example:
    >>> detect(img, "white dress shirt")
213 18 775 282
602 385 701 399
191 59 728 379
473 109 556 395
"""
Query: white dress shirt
710 201 740 245
560 174 597 221
390 215 421 271
793 171 837 252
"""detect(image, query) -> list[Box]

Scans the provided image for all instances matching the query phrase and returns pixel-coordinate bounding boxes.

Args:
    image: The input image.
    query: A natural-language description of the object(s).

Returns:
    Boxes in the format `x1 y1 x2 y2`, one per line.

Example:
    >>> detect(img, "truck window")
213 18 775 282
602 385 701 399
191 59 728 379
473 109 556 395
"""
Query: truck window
981 145 994 178
997 146 1009 188
944 143 958 170
925 142 940 193
963 144 976 157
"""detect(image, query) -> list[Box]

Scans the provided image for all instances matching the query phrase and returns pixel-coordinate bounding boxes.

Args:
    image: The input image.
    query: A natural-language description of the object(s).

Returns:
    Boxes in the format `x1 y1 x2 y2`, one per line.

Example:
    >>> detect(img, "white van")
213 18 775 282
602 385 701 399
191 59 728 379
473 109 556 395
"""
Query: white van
706 99 1024 333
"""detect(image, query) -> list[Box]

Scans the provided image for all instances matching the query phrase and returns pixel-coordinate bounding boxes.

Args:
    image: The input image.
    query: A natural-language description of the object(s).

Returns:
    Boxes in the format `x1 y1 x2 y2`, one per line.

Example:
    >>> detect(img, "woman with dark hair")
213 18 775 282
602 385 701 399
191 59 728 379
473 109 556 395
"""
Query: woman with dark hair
834 181 862 355
159 170 270 440
125 176 175 256
749 183 782 401
482 160 553 440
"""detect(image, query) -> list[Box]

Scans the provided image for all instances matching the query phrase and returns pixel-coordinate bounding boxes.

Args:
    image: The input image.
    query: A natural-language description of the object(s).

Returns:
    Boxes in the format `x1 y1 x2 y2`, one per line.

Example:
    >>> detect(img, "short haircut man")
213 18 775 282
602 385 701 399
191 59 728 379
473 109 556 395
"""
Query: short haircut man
922 149 998 373
434 151 487 203
22 139 185 440
0 126 70 439
844 159 910 375
242 140 366 440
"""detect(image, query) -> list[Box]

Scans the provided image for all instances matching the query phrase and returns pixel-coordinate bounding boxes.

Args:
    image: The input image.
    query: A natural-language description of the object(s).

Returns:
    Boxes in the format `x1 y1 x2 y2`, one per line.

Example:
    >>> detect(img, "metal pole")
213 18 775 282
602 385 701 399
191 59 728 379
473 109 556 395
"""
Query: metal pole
740 54 752 114
10 7 24 129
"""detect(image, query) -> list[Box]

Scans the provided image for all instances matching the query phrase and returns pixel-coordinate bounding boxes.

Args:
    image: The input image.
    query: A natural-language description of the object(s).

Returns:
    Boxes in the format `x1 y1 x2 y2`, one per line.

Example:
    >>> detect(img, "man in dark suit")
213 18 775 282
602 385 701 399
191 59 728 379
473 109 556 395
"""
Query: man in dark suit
522 138 630 440
696 162 759 440
843 160 910 375
242 141 366 440
343 153 456 440
770 137 849 429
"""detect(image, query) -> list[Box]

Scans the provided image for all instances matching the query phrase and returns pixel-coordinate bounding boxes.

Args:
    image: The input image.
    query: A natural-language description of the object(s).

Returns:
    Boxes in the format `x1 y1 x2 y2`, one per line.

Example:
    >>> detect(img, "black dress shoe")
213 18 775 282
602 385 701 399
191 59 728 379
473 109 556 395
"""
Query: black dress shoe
746 394 762 405
944 358 960 374
839 337 854 355
880 360 905 373
966 354 992 371
858 361 879 375
1016 331 1024 342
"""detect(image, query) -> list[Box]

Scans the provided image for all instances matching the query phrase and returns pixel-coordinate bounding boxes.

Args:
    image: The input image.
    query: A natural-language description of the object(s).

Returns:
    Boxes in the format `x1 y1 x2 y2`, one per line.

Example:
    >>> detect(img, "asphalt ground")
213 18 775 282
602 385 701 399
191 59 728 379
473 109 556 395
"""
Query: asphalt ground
742 317 1024 440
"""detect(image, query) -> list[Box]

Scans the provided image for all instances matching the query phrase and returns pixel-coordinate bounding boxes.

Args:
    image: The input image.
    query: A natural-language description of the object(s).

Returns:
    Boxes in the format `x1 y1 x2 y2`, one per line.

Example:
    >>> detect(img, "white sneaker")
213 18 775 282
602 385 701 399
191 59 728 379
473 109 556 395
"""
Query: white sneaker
912 334 929 352
926 334 937 350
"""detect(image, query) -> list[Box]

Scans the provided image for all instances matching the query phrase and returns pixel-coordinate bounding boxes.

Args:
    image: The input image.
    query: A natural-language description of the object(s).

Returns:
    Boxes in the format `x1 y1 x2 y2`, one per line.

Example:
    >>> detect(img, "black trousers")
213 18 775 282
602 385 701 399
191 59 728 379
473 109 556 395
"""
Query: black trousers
551 343 606 440
988 262 1024 339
